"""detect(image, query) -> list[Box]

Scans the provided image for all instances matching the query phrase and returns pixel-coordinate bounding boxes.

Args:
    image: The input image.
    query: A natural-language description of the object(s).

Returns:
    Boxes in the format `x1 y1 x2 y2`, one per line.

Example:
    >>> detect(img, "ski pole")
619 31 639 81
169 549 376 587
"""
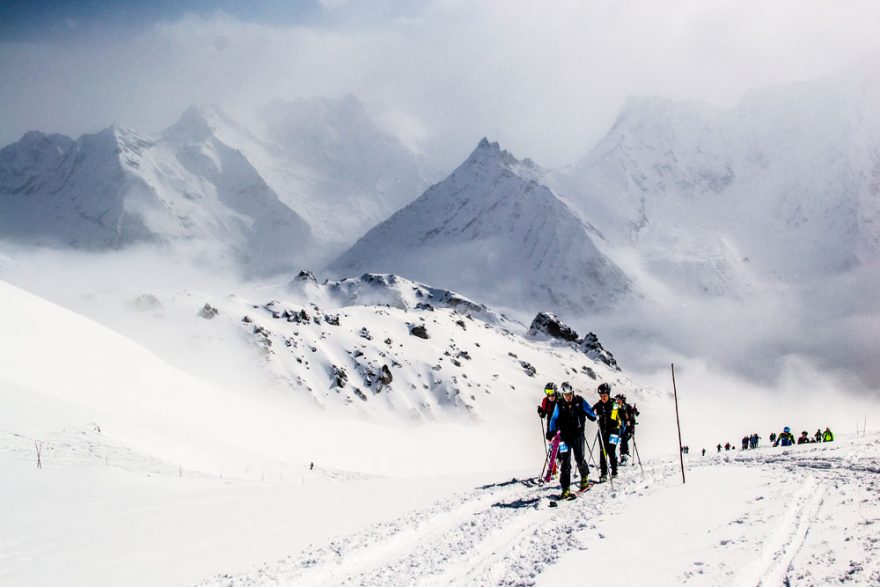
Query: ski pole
596 427 614 490
631 433 645 475
586 431 599 467
539 416 549 481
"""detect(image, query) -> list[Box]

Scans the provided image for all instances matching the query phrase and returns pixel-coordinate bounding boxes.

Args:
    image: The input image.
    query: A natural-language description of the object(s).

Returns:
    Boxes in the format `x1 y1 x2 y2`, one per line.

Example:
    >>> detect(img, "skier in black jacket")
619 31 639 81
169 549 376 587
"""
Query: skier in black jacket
592 382 620 481
547 381 598 498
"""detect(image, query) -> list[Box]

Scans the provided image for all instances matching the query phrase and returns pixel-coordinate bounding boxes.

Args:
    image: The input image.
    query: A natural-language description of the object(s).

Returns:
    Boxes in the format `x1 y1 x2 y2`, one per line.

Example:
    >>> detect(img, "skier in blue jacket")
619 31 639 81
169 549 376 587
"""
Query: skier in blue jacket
547 382 598 498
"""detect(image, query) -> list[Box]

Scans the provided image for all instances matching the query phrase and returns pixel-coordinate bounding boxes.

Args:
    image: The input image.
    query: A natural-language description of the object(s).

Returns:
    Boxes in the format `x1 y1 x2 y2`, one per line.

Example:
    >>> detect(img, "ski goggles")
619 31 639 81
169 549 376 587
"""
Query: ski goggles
544 388 556 395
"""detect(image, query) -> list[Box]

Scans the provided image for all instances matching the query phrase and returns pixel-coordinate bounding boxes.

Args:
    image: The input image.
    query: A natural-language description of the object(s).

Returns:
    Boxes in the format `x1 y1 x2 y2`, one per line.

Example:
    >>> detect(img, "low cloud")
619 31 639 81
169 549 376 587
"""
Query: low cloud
2 1 880 169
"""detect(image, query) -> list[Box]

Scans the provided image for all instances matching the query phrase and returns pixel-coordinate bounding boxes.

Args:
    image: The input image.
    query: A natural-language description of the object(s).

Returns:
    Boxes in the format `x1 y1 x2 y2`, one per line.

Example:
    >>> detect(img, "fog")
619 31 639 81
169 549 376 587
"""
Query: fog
3 1 880 168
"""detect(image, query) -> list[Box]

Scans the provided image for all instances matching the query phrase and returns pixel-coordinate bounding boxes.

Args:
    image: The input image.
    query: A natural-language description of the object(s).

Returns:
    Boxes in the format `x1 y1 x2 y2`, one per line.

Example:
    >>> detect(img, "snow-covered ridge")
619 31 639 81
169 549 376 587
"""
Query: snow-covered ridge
0 97 437 272
194 272 629 419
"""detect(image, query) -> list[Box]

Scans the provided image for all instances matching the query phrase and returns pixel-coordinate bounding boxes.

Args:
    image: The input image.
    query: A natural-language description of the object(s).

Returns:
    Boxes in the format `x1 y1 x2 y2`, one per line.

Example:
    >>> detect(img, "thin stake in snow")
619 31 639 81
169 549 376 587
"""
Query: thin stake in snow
671 363 685 484
34 440 43 469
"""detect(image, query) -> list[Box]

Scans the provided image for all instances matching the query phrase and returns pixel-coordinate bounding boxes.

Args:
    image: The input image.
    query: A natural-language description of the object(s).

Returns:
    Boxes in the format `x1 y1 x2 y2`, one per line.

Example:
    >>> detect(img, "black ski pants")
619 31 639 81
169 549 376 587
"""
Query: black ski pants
598 428 618 477
558 430 589 490
619 429 631 457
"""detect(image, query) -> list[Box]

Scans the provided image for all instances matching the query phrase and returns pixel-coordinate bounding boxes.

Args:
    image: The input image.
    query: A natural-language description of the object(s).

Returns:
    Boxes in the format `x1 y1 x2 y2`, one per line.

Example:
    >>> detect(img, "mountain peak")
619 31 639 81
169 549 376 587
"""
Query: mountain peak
461 138 543 183
166 104 232 141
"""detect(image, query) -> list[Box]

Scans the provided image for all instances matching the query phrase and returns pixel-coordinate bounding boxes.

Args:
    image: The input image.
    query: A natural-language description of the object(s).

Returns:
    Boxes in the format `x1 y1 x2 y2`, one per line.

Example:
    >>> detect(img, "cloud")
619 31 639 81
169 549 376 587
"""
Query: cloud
2 1 880 169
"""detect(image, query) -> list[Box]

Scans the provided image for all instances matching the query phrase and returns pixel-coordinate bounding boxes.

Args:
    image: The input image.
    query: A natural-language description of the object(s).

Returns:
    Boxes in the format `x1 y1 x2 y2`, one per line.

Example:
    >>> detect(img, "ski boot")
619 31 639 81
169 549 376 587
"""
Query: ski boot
579 477 590 491
560 488 576 500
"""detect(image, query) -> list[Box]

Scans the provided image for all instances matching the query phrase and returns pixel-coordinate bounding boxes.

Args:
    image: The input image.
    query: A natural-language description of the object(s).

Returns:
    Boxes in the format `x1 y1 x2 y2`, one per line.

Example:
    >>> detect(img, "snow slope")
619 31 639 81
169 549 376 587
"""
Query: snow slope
189 436 880 586
329 139 633 316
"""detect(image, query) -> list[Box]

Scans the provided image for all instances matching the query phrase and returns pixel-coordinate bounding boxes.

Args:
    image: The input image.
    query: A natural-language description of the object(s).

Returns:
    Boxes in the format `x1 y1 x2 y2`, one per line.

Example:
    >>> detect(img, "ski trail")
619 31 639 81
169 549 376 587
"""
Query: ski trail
194 478 549 587
731 473 827 587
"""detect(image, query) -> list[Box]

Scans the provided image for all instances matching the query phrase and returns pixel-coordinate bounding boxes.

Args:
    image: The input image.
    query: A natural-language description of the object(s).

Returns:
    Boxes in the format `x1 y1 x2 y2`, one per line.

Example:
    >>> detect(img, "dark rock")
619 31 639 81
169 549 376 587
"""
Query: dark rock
324 314 340 326
241 315 252 323
520 361 537 377
578 332 619 371
359 327 373 340
295 270 318 283
331 365 348 388
415 302 435 311
198 303 219 319
410 324 430 339
379 364 393 386
527 312 578 342
455 319 467 330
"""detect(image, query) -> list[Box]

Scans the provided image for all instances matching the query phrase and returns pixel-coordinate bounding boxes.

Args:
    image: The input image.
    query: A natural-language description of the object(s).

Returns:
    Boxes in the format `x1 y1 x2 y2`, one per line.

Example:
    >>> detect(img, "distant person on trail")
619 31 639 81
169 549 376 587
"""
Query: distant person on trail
797 431 810 445
774 427 796 447
717 444 722 453
724 442 731 451
547 382 597 498
702 448 706 456
750 433 759 449
742 436 749 450
814 429 823 442
592 383 620 481
822 427 834 442
769 432 777 445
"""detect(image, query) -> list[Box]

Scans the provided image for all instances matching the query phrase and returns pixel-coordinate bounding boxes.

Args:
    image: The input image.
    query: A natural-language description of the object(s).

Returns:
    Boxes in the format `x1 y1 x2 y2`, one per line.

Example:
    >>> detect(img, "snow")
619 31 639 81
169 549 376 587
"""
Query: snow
2 61 879 587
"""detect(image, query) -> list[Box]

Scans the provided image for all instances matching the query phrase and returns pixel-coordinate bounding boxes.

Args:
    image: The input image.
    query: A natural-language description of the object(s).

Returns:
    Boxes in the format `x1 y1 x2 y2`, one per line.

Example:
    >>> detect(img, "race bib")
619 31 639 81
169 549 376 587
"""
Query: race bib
608 434 620 445
559 442 569 452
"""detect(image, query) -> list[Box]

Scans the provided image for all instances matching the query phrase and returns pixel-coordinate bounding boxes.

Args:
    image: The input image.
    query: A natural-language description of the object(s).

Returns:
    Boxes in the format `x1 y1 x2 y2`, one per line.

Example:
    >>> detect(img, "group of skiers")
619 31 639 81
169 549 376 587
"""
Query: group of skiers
537 381 639 500
770 426 834 446
714 426 834 452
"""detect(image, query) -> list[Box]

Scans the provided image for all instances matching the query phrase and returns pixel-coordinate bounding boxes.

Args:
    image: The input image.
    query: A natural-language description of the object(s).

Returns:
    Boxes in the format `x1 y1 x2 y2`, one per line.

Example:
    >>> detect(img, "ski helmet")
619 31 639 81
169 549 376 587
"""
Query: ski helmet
598 382 611 395
783 426 791 433
561 381 574 394
615 393 627 402
544 382 557 395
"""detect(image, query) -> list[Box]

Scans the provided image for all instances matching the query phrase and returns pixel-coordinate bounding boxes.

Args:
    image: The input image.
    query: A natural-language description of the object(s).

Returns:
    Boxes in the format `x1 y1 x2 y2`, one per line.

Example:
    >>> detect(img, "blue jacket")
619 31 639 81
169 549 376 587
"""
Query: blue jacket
549 395 597 436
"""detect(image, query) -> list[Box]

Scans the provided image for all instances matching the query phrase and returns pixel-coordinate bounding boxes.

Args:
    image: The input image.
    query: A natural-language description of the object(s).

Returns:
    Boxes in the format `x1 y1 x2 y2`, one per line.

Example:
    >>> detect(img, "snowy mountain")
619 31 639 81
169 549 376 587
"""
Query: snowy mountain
254 95 437 247
552 62 880 294
329 139 633 316
0 115 316 275
0 97 436 271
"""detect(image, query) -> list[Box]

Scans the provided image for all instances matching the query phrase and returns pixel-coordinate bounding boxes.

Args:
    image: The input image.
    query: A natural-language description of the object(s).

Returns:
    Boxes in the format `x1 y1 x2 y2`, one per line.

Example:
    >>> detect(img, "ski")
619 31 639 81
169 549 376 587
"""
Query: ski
543 432 561 483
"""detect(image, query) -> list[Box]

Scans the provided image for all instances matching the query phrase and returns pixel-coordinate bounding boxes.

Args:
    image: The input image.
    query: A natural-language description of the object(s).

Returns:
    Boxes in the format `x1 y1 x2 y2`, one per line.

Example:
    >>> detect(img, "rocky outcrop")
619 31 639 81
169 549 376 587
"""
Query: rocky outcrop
527 312 578 342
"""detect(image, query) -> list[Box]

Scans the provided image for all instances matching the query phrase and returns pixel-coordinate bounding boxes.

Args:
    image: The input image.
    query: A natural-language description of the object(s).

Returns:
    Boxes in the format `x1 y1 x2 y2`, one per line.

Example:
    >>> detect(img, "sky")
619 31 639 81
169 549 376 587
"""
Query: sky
2 0 880 169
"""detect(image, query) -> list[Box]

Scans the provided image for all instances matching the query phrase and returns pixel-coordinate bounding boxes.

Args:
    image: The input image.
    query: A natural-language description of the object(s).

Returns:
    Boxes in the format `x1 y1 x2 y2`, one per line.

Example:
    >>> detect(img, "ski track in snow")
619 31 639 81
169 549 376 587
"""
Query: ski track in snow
194 463 669 587
195 440 880 587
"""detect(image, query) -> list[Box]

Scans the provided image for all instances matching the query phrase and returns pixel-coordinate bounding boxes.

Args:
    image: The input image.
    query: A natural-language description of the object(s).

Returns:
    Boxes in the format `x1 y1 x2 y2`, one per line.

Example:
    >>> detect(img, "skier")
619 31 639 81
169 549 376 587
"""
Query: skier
769 432 777 445
752 433 759 449
547 381 597 499
538 382 560 478
773 426 796 447
717 443 722 453
822 427 834 442
701 447 706 456
797 431 810 445
814 429 822 442
592 383 620 481
615 393 634 465
537 382 559 423
724 442 731 451
741 436 749 450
